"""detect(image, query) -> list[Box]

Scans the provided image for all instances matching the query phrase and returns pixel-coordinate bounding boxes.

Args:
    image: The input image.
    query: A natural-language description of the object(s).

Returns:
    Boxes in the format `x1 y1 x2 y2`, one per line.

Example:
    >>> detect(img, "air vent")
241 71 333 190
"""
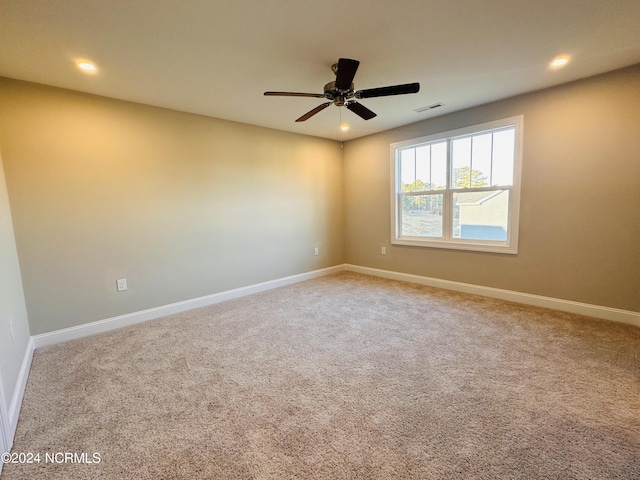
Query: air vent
415 102 444 113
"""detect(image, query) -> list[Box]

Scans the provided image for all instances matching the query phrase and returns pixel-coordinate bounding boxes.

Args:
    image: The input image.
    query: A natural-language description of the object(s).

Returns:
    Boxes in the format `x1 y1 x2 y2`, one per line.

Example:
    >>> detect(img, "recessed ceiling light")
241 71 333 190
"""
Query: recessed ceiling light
340 124 350 131
77 61 97 73
550 56 570 69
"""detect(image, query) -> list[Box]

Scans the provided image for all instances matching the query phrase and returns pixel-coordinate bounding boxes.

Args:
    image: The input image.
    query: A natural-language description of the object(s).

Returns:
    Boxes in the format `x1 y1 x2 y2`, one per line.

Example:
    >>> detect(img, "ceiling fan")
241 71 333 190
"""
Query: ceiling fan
264 58 420 122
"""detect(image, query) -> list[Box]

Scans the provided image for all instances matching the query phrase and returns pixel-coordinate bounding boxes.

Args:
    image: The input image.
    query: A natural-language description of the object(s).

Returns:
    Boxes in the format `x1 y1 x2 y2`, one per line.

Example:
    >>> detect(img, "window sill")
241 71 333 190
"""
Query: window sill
391 237 518 255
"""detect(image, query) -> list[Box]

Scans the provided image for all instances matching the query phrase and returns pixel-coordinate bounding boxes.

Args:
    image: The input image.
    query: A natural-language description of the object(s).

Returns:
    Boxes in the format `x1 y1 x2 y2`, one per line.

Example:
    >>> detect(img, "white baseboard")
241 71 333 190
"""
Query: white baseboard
0 336 34 471
32 263 639 351
32 265 346 349
7 338 33 441
0 374 8 467
345 264 640 328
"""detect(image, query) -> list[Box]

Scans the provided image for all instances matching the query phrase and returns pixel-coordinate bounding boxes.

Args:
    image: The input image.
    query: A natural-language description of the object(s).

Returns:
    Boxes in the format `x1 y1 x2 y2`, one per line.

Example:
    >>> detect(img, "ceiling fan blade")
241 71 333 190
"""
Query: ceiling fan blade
346 101 377 120
335 58 360 91
355 82 420 99
264 91 326 98
295 102 332 122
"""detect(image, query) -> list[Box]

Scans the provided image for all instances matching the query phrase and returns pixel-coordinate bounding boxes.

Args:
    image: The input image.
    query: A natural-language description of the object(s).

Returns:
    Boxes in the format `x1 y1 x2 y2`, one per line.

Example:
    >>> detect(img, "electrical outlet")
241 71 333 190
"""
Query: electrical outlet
314 247 319 256
116 278 128 292
381 246 387 255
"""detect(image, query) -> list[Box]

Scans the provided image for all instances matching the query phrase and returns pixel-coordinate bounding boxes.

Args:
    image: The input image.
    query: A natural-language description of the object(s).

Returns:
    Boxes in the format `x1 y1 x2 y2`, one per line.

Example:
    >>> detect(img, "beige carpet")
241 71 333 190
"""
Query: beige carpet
3 272 639 479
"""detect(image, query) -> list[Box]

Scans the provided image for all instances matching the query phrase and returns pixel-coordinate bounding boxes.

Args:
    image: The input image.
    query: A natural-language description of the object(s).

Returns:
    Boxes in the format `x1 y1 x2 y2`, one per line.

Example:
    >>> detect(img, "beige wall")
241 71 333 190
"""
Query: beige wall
344 64 640 312
1 64 639 341
0 78 344 335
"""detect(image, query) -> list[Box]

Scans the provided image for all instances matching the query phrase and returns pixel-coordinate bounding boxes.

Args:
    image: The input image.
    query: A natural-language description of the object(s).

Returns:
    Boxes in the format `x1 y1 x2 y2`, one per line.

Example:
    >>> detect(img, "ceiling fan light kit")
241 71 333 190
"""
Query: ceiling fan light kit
264 58 420 122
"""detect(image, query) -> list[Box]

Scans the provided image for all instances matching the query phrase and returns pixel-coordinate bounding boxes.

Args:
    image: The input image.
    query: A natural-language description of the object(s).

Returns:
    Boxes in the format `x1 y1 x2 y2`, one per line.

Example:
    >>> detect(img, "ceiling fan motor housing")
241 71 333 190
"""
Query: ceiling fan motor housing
323 81 355 106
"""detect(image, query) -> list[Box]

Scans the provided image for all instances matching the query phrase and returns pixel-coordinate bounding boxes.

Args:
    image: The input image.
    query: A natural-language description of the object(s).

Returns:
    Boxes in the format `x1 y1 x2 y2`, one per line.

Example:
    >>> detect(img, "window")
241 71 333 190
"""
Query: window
390 116 523 254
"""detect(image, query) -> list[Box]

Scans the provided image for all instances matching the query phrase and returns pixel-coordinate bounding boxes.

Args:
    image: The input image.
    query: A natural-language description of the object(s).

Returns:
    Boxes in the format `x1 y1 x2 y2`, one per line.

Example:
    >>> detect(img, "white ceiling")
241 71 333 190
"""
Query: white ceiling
1 0 639 141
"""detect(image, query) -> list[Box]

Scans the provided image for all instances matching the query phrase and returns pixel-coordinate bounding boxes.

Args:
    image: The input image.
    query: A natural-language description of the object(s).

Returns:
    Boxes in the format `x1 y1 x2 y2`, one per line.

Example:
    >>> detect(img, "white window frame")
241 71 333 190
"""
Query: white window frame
390 116 523 254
